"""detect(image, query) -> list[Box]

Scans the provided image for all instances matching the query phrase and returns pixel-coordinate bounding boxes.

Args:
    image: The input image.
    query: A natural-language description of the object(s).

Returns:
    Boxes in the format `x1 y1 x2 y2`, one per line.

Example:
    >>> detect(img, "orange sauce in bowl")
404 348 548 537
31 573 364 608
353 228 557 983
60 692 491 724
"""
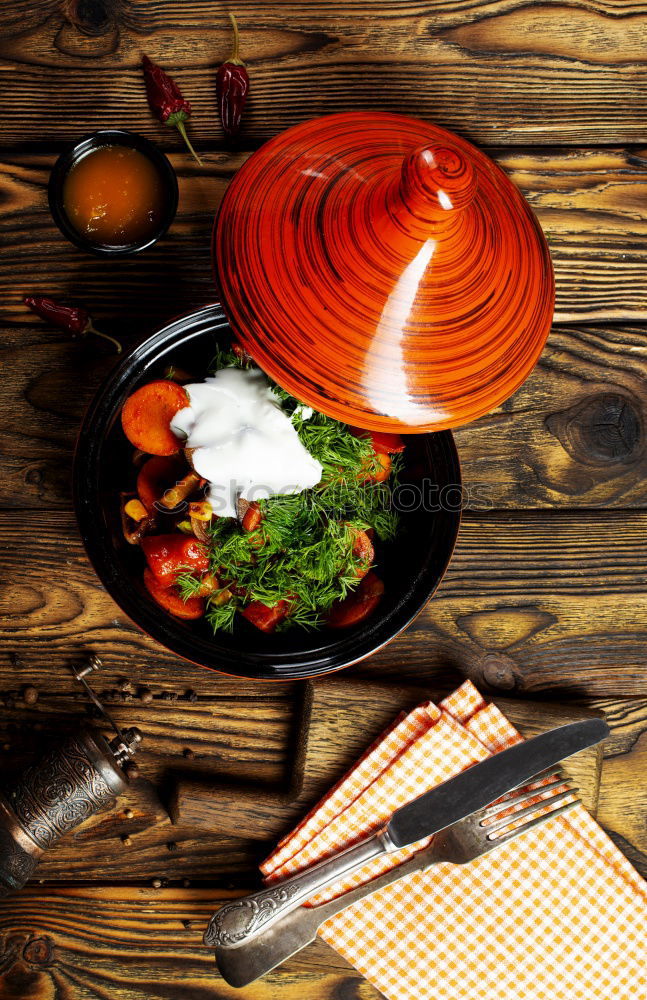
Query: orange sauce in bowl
63 145 166 246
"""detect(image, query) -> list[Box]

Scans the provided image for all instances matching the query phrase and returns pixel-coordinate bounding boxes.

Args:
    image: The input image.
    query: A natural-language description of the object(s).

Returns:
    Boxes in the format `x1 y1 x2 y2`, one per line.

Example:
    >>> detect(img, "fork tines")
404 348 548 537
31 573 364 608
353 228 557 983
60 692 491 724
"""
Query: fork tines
480 772 580 845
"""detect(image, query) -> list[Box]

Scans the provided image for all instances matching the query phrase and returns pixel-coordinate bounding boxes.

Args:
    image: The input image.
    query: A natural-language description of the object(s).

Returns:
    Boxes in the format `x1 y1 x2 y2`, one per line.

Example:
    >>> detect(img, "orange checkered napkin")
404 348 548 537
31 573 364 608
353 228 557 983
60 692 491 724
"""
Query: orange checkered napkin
262 681 647 1000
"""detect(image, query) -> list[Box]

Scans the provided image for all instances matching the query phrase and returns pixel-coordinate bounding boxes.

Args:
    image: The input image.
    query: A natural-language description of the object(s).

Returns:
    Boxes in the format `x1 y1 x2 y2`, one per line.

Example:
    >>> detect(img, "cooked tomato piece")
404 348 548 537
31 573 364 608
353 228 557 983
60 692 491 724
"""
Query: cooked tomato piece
141 534 210 586
351 528 375 579
137 455 187 511
328 572 384 628
349 427 405 454
242 501 262 533
241 599 292 633
143 569 205 620
121 380 188 456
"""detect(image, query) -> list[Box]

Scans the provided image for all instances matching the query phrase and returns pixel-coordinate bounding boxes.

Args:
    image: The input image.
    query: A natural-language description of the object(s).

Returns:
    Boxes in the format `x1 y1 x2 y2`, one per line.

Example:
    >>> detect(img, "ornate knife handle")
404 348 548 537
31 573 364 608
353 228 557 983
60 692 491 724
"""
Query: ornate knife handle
204 829 393 949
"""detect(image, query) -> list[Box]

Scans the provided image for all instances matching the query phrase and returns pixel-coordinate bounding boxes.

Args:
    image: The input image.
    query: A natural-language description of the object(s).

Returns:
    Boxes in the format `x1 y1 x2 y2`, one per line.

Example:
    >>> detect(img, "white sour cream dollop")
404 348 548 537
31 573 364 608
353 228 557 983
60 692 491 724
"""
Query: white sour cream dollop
170 366 323 518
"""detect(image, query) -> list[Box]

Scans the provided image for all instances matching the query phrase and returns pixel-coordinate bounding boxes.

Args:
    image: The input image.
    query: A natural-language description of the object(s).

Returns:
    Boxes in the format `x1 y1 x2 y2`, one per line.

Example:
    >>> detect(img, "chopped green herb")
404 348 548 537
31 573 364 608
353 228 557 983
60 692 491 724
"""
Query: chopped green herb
205 598 238 634
175 571 206 600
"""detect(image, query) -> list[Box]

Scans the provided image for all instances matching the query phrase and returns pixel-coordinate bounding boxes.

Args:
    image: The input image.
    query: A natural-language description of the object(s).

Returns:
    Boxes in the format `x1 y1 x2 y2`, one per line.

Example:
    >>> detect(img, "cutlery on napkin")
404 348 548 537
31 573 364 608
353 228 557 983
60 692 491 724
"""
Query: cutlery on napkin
214 681 647 1000
206 716 605 949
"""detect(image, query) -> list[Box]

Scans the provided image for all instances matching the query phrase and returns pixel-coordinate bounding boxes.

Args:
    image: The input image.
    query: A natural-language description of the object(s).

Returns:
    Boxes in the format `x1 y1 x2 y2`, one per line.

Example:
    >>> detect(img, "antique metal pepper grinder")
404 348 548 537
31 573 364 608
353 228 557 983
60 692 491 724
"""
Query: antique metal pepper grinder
0 656 142 896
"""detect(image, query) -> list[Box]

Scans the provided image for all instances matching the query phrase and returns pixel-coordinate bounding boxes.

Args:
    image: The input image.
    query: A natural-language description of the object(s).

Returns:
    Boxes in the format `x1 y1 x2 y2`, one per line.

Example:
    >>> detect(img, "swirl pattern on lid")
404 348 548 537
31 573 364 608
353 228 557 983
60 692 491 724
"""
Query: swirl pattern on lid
213 112 555 432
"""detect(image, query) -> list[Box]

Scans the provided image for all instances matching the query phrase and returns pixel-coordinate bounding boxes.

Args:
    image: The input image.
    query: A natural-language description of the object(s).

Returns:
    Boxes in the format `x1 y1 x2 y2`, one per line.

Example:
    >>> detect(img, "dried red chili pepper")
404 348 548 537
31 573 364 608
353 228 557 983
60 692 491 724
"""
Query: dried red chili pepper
142 54 203 166
216 13 249 137
24 295 122 353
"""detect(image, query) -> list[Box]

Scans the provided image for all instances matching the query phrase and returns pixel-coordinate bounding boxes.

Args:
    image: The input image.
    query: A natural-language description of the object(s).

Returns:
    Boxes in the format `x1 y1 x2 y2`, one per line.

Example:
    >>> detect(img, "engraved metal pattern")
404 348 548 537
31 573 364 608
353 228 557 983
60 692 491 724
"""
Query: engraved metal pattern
7 735 115 850
204 833 387 949
0 825 37 894
206 883 303 948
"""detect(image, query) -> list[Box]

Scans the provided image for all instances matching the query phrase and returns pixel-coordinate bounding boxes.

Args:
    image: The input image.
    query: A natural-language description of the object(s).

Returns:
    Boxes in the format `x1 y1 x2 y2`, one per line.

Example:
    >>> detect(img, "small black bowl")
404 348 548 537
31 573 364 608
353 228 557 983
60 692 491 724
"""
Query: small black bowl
74 304 462 681
48 129 178 257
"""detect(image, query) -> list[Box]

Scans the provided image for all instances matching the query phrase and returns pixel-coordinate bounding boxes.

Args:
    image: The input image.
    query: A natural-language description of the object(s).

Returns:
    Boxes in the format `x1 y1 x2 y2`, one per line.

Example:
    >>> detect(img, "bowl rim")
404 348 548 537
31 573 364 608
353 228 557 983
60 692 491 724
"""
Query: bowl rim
48 128 179 257
73 303 462 681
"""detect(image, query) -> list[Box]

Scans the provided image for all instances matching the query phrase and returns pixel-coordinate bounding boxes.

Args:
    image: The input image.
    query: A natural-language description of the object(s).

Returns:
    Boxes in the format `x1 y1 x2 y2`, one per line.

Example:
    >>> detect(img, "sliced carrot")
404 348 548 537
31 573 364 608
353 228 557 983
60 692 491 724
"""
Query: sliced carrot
143 568 205 620
121 380 188 456
328 571 384 628
241 599 292 633
137 455 187 511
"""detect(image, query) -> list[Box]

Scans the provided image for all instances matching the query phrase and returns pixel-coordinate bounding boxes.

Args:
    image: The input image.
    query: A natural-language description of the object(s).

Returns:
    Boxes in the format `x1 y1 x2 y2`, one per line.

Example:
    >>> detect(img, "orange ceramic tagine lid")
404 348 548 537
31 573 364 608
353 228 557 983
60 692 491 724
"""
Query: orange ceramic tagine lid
213 111 555 433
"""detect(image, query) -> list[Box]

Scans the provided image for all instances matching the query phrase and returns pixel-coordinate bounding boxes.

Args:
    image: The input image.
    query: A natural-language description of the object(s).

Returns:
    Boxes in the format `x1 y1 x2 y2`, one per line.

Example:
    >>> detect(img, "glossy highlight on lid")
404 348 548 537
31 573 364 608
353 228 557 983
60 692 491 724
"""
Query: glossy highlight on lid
214 112 555 433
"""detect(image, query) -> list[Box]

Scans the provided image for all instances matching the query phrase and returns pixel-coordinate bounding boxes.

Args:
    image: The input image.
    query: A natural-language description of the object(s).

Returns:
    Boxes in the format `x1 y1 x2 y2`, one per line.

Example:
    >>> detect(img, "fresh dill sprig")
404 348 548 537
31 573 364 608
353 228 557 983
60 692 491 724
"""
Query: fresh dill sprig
205 599 238 634
175 571 206 601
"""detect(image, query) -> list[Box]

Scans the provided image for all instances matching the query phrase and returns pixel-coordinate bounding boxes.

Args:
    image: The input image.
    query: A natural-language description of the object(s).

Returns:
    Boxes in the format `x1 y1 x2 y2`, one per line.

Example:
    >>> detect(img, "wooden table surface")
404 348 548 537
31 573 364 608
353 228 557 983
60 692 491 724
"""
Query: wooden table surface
1 2 646 997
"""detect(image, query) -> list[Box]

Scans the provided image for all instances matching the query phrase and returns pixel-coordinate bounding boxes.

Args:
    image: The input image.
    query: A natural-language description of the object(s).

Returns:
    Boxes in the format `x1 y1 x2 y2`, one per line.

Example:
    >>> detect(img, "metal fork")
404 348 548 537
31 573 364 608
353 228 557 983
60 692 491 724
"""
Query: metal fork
213 769 579 988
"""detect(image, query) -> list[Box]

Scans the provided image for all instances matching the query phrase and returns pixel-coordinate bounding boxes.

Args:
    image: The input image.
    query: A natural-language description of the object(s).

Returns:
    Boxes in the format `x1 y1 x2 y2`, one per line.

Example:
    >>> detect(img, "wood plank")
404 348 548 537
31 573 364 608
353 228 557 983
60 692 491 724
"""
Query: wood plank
1 148 646 334
172 677 604 836
0 510 646 698
0 674 643 883
0 687 643 882
454 324 647 510
0 696 294 788
592 696 647 876
0 887 367 1000
1 2 646 147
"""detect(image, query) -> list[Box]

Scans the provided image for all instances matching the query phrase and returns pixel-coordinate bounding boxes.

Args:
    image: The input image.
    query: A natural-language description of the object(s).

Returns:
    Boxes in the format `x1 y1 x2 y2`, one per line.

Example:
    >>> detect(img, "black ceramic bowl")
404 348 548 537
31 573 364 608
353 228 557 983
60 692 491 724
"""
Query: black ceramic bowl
48 129 178 256
74 304 461 680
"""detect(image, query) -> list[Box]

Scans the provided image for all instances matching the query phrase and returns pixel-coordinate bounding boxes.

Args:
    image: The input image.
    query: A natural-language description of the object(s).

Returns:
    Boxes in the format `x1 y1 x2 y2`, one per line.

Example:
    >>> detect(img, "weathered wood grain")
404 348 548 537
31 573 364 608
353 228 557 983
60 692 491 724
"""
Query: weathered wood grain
0 2 644 997
1 148 647 333
454 324 647 509
0 886 371 1000
0 510 646 698
172 678 604 835
0 695 294 788
1 684 644 882
1 2 646 147
592 696 647 876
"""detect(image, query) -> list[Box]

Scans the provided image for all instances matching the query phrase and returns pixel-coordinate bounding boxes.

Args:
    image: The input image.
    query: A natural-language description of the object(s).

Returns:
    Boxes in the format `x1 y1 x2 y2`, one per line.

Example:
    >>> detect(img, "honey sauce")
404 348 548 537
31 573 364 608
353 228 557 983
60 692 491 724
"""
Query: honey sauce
63 145 166 246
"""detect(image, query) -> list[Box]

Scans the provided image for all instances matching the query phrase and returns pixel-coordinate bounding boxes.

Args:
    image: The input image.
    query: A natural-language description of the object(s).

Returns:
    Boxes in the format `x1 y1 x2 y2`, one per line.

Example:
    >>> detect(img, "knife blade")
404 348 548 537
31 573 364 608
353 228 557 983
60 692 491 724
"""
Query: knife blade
385 717 608 848
204 717 608 949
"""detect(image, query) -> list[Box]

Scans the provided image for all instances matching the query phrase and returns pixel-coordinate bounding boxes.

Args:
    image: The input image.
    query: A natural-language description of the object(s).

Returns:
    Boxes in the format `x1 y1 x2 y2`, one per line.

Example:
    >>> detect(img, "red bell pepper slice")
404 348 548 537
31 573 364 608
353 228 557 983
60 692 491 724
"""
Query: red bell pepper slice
349 427 405 454
141 534 210 586
241 599 292 633
143 568 205 620
328 571 384 628
242 501 262 533
351 528 374 579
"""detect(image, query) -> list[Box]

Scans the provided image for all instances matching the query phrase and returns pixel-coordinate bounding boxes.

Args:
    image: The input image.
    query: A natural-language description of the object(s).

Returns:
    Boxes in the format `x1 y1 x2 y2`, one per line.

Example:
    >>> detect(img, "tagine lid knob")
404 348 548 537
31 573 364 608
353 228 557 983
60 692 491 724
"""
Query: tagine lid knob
213 111 554 433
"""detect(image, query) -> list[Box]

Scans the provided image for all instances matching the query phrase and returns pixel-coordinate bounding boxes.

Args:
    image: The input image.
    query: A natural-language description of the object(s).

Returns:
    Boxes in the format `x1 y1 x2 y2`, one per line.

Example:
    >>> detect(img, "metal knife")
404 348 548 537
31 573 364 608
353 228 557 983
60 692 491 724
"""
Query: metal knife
204 717 608 949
